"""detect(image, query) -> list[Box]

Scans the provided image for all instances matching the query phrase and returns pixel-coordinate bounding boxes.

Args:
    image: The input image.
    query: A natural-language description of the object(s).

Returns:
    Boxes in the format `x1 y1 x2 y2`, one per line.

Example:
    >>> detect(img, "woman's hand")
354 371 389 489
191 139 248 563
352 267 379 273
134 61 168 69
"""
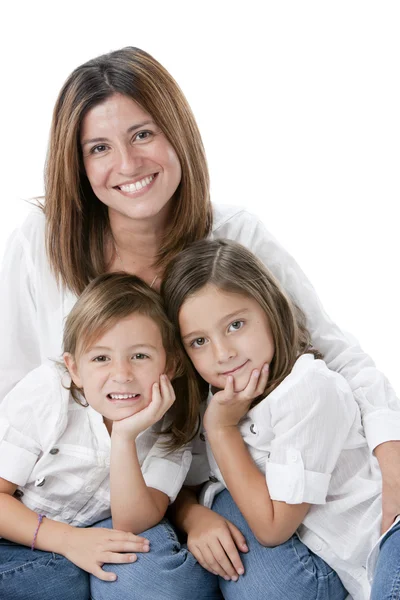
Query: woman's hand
112 374 175 440
187 507 248 581
204 364 269 432
63 526 150 581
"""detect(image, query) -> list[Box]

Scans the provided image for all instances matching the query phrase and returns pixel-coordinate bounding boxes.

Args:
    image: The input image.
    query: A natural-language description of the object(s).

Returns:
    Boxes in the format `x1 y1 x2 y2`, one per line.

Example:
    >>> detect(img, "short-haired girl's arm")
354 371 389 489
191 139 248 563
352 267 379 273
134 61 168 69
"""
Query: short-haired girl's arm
110 375 180 533
204 364 356 546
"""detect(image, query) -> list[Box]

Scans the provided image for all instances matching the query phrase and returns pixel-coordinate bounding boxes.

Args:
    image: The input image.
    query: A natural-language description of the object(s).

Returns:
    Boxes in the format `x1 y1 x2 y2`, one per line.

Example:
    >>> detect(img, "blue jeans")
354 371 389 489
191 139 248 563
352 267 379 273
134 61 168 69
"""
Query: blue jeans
90 517 221 600
0 538 89 600
211 489 348 600
371 521 400 599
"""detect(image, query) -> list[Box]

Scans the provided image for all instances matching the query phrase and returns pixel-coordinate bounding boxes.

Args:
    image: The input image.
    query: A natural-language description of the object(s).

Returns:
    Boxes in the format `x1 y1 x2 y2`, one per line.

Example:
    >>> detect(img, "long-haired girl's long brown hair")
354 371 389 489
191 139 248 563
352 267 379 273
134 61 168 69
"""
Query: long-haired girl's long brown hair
162 239 322 402
45 47 212 296
63 272 201 450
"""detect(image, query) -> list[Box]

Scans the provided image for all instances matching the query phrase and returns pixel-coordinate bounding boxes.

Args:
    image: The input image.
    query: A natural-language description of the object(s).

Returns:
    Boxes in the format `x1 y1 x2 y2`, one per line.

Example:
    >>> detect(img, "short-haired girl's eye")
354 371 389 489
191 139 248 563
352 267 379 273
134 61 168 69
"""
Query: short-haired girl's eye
132 353 148 360
92 355 109 362
190 337 207 349
228 320 244 332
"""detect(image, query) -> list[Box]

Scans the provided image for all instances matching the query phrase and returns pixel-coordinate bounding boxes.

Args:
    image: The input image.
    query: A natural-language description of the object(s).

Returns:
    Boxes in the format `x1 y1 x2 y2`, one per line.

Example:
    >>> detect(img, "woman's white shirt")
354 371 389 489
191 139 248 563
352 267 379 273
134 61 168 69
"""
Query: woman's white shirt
199 354 382 600
0 364 192 527
0 204 399 452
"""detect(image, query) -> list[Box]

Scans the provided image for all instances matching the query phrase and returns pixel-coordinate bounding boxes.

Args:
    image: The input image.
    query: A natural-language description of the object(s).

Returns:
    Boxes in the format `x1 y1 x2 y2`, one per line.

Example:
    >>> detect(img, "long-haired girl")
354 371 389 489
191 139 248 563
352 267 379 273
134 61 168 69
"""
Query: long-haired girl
162 239 396 600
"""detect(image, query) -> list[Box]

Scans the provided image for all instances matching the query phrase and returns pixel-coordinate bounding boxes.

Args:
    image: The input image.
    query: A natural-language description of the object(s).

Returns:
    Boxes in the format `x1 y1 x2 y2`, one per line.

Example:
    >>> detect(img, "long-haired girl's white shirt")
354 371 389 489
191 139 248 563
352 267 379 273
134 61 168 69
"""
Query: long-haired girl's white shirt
0 205 399 454
0 364 191 527
196 354 383 600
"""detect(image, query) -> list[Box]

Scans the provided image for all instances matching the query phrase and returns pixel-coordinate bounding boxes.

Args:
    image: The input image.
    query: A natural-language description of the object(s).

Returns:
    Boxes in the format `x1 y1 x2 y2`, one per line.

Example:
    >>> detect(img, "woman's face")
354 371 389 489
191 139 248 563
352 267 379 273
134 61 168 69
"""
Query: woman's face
80 93 182 225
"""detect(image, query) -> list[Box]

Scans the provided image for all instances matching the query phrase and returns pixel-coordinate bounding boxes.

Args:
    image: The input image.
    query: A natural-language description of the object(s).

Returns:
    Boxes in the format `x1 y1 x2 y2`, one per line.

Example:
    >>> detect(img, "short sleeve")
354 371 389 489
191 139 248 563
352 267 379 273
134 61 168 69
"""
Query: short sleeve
141 442 193 503
265 360 357 504
0 365 64 485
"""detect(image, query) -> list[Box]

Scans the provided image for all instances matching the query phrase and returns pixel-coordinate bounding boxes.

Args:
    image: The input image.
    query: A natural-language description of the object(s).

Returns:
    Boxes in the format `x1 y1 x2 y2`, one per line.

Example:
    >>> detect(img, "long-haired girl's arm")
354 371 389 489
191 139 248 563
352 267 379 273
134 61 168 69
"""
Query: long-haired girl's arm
205 362 356 546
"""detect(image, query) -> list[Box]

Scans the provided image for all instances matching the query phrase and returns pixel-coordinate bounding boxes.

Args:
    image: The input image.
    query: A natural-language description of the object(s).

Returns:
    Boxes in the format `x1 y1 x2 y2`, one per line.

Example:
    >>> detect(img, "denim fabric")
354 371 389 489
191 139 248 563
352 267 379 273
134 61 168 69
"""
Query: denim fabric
0 538 89 600
371 522 400 600
211 489 348 600
90 517 222 600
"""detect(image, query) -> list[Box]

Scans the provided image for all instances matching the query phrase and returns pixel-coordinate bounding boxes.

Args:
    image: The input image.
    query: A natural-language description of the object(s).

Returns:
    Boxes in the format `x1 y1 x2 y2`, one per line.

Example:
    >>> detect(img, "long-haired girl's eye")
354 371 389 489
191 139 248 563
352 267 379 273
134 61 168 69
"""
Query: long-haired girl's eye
228 320 244 332
191 337 206 349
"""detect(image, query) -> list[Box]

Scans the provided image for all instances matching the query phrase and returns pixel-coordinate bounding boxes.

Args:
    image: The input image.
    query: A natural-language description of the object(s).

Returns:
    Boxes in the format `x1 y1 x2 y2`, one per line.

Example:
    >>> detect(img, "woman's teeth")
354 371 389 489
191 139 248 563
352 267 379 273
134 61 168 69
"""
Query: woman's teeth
119 175 154 193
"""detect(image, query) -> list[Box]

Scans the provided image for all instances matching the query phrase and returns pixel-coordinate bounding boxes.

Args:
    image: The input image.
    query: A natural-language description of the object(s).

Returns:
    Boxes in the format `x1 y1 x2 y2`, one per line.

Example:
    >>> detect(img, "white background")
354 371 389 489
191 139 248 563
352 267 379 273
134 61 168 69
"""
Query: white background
1 1 399 391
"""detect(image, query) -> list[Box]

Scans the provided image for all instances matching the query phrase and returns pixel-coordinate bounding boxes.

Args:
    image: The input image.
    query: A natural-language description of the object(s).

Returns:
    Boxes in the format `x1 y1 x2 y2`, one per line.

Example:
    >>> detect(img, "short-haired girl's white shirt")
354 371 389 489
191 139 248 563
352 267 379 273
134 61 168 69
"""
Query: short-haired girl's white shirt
0 364 191 527
194 354 382 600
1 204 399 455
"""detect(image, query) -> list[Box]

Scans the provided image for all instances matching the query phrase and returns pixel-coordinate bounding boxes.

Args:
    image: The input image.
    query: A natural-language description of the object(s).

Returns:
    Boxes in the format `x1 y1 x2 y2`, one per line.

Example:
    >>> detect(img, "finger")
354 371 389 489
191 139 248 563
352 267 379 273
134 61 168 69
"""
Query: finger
240 368 260 399
150 382 162 411
102 551 138 564
227 521 248 554
92 565 117 582
107 530 150 544
106 540 150 553
210 540 240 581
223 375 235 400
159 374 176 407
189 545 218 576
254 363 269 396
201 543 236 581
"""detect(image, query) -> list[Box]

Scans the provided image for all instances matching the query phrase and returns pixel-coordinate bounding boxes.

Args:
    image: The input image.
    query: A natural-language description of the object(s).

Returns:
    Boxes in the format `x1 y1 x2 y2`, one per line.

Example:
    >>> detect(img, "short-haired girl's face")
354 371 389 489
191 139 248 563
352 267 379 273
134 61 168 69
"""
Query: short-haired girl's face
179 284 275 393
80 93 182 225
64 313 167 423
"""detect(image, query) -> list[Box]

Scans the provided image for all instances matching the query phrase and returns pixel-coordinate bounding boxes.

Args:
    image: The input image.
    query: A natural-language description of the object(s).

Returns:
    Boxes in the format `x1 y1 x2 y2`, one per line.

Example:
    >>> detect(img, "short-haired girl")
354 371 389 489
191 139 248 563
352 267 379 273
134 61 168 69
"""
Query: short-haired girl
162 239 399 600
0 273 220 600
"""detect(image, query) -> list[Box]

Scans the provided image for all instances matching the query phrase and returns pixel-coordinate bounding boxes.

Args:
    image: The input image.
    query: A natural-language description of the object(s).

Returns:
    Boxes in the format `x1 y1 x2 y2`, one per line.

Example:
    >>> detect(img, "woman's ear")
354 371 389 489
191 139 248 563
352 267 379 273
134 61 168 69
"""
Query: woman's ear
63 352 83 388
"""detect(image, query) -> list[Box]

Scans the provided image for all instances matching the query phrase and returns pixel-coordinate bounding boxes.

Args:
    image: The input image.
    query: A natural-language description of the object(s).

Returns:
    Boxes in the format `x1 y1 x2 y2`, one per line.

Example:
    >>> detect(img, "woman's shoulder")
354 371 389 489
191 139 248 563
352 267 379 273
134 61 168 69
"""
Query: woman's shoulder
211 203 263 232
3 205 46 266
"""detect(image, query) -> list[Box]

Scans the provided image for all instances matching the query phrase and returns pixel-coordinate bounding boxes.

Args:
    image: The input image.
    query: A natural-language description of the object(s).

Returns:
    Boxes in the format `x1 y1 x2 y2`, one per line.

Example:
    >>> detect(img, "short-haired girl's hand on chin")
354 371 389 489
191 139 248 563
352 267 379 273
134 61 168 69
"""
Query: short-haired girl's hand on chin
63 526 150 581
186 506 247 581
112 374 176 440
203 364 269 433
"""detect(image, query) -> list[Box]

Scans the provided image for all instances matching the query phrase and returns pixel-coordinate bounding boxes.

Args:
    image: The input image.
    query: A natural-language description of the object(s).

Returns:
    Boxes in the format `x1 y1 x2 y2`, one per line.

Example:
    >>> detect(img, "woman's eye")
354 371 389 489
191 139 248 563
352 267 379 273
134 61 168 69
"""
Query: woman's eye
134 130 153 142
191 338 207 349
133 353 148 360
228 320 244 332
92 355 108 362
90 144 108 154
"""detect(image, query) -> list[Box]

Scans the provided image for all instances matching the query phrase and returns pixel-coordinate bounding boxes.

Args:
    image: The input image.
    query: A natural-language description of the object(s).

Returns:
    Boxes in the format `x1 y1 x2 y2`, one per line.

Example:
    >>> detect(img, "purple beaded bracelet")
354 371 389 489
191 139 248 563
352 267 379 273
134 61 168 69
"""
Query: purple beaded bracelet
31 514 45 551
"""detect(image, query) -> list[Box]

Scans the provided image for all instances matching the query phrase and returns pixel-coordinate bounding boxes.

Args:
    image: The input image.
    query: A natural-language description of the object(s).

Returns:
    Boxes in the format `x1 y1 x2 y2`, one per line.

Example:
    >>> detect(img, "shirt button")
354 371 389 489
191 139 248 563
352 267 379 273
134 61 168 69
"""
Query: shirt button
49 448 59 455
35 477 46 487
85 486 93 493
63 513 70 520
199 433 206 442
289 452 298 462
250 423 258 434
209 475 219 483
314 542 323 552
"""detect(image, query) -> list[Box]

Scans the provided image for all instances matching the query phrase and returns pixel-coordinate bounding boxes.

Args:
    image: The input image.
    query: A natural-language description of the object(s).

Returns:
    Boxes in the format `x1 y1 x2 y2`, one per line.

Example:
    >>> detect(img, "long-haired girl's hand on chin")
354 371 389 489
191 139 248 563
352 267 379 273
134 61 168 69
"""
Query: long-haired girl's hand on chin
112 375 176 440
63 526 150 581
204 364 269 432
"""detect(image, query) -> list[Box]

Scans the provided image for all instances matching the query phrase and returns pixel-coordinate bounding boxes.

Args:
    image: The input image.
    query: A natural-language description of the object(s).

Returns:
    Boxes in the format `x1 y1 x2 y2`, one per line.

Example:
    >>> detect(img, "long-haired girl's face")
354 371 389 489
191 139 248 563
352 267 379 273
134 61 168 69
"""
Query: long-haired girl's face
178 284 275 393
80 93 182 226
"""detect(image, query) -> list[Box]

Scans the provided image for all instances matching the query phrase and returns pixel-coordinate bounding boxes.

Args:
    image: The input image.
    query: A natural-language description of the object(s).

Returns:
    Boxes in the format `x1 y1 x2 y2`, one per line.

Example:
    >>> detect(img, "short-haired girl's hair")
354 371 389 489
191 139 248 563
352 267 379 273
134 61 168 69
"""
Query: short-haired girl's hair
45 47 212 295
63 272 201 449
162 239 322 400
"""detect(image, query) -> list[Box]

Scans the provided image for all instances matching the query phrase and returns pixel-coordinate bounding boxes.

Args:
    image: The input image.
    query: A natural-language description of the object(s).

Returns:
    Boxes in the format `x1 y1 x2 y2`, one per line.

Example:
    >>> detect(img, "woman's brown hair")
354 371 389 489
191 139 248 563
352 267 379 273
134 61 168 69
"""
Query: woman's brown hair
45 47 212 296
63 272 201 450
162 239 322 401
